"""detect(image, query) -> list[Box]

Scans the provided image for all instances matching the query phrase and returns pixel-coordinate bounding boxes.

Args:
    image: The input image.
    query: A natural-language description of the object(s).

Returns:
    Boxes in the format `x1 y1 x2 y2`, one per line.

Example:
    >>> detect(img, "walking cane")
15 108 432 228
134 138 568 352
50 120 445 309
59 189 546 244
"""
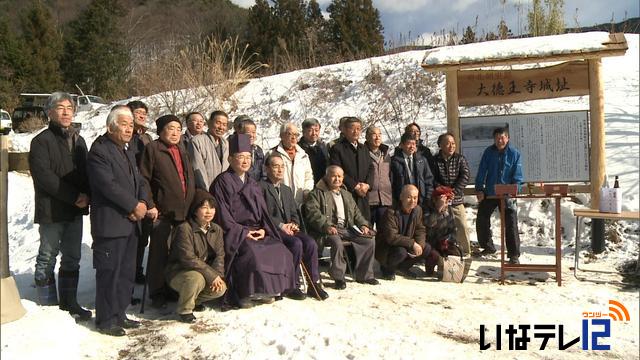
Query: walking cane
139 245 150 314
301 262 323 300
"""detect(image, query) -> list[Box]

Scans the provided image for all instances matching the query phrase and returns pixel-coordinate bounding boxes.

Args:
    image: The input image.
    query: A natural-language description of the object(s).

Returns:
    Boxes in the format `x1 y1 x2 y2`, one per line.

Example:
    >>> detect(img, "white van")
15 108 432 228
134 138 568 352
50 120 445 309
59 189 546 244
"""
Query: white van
74 94 107 112
1 109 11 134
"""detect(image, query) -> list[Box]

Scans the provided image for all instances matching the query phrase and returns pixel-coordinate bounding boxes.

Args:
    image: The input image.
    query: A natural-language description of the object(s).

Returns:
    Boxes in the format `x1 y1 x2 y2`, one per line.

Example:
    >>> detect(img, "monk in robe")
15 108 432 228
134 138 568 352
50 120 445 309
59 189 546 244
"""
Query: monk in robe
211 133 297 308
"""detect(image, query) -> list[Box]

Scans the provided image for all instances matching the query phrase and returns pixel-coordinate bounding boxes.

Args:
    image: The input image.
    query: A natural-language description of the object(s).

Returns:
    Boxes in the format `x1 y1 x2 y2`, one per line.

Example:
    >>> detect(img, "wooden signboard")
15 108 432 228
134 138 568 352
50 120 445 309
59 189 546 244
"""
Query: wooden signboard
457 61 589 106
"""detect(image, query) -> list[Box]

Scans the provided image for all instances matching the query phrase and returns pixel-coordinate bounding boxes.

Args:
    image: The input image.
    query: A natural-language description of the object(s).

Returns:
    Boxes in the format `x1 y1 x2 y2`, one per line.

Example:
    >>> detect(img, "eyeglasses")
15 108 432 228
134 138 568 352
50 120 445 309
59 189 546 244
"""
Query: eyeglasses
284 132 299 137
233 155 252 161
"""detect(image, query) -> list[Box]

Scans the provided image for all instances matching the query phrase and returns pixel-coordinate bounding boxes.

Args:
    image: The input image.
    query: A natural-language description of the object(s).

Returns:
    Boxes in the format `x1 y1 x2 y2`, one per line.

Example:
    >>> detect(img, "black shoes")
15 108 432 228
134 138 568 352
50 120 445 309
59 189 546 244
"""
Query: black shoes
119 318 141 329
307 284 329 300
97 325 126 337
238 298 256 309
479 248 497 256
61 302 92 321
333 279 347 290
357 278 380 285
380 266 396 281
193 304 205 312
508 257 520 265
285 288 307 300
399 269 417 279
179 313 196 323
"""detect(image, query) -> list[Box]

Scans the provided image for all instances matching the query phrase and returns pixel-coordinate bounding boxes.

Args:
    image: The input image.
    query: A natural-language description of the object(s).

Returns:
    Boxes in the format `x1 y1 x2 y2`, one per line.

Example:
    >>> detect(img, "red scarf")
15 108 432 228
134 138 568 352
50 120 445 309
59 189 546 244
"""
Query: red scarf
168 145 187 196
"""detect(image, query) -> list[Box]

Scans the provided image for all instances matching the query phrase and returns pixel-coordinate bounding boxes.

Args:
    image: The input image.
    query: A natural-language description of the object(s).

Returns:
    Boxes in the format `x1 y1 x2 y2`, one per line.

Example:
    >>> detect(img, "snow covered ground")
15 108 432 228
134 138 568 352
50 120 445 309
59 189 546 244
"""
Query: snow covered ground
2 33 639 359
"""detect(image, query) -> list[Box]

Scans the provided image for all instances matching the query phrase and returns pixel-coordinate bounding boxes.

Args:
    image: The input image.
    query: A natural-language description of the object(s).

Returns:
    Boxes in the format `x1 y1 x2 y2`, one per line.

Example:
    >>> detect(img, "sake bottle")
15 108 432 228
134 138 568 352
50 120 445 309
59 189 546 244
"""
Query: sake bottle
614 176 619 188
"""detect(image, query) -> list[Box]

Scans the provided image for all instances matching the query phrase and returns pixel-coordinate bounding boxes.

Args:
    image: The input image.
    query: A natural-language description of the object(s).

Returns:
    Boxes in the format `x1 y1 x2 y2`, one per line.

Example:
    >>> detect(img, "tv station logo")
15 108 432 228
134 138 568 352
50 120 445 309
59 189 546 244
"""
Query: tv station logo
479 299 631 351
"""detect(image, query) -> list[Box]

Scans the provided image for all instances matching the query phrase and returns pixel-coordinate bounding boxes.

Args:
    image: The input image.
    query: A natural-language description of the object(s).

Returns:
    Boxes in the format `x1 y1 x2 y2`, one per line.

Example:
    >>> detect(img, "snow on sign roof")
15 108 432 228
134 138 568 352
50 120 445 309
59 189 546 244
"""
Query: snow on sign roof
421 32 628 71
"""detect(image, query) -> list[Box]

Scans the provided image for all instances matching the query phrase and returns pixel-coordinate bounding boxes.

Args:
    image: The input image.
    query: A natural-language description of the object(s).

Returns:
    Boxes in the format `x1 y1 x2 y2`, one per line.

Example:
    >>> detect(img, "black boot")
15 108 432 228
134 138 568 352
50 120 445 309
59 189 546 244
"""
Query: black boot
58 270 92 321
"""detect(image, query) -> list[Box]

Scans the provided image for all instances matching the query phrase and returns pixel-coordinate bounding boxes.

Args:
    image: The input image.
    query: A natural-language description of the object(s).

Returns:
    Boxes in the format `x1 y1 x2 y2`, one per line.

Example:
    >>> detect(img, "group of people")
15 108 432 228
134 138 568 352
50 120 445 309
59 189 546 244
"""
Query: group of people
29 92 523 337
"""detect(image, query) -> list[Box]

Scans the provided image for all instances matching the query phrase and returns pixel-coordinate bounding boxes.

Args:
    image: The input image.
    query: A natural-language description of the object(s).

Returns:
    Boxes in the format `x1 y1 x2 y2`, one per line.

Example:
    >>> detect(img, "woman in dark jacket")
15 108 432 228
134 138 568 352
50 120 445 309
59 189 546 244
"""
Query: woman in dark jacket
167 190 226 323
139 115 196 308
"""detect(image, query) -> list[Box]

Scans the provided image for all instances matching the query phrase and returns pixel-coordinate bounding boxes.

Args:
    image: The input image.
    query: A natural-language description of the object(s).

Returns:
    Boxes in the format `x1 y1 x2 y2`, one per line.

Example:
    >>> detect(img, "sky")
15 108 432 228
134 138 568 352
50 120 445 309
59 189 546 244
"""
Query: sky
229 0 640 46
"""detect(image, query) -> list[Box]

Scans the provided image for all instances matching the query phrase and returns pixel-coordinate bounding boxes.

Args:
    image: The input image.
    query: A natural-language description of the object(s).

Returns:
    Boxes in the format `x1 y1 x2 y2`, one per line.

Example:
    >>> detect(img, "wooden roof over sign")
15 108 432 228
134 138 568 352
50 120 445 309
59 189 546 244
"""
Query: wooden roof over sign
421 32 628 71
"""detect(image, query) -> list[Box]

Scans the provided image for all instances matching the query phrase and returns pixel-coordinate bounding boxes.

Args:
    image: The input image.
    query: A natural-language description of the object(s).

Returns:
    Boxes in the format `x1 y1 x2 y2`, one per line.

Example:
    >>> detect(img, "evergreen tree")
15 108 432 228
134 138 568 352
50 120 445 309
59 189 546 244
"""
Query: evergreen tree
20 0 63 92
461 26 476 44
0 16 26 109
327 0 384 58
305 0 333 63
306 0 323 24
272 0 308 57
62 0 129 99
246 0 276 64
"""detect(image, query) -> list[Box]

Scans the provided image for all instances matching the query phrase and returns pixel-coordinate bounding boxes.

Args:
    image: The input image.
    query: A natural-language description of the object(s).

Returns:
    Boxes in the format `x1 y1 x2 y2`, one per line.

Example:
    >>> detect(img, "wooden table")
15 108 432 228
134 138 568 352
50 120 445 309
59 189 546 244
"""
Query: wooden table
573 209 640 279
491 193 570 286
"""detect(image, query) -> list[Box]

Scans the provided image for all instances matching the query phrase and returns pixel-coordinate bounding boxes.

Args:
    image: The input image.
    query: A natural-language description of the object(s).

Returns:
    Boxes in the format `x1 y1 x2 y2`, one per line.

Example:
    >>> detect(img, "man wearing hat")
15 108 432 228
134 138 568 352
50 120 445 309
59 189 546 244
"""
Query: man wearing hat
139 114 196 308
211 134 298 308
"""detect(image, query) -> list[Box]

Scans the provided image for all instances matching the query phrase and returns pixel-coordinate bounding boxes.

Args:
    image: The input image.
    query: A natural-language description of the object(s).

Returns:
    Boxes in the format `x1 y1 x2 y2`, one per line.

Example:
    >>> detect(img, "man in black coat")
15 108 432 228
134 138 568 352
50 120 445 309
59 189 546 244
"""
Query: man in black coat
259 153 328 301
88 106 148 336
126 100 153 286
328 116 372 220
391 132 434 214
298 118 329 184
28 91 91 320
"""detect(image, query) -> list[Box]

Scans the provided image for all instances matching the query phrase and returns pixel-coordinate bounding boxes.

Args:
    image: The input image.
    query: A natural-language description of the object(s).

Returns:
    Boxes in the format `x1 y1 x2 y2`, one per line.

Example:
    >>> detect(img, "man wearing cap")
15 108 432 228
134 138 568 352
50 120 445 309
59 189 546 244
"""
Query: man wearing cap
211 134 297 308
139 114 196 308
190 110 230 190
126 100 154 286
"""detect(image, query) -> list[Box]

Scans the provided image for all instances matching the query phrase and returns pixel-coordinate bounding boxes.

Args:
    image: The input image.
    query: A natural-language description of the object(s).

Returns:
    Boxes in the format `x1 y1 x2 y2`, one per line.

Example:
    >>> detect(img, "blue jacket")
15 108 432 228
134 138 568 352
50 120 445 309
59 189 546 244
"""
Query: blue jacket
88 134 148 238
474 143 524 196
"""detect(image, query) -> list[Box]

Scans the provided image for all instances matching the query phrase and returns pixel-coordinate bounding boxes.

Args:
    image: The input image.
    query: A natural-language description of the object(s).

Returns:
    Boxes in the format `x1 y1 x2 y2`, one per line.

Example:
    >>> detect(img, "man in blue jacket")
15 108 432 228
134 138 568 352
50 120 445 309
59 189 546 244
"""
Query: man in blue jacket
475 127 524 264
88 106 149 336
